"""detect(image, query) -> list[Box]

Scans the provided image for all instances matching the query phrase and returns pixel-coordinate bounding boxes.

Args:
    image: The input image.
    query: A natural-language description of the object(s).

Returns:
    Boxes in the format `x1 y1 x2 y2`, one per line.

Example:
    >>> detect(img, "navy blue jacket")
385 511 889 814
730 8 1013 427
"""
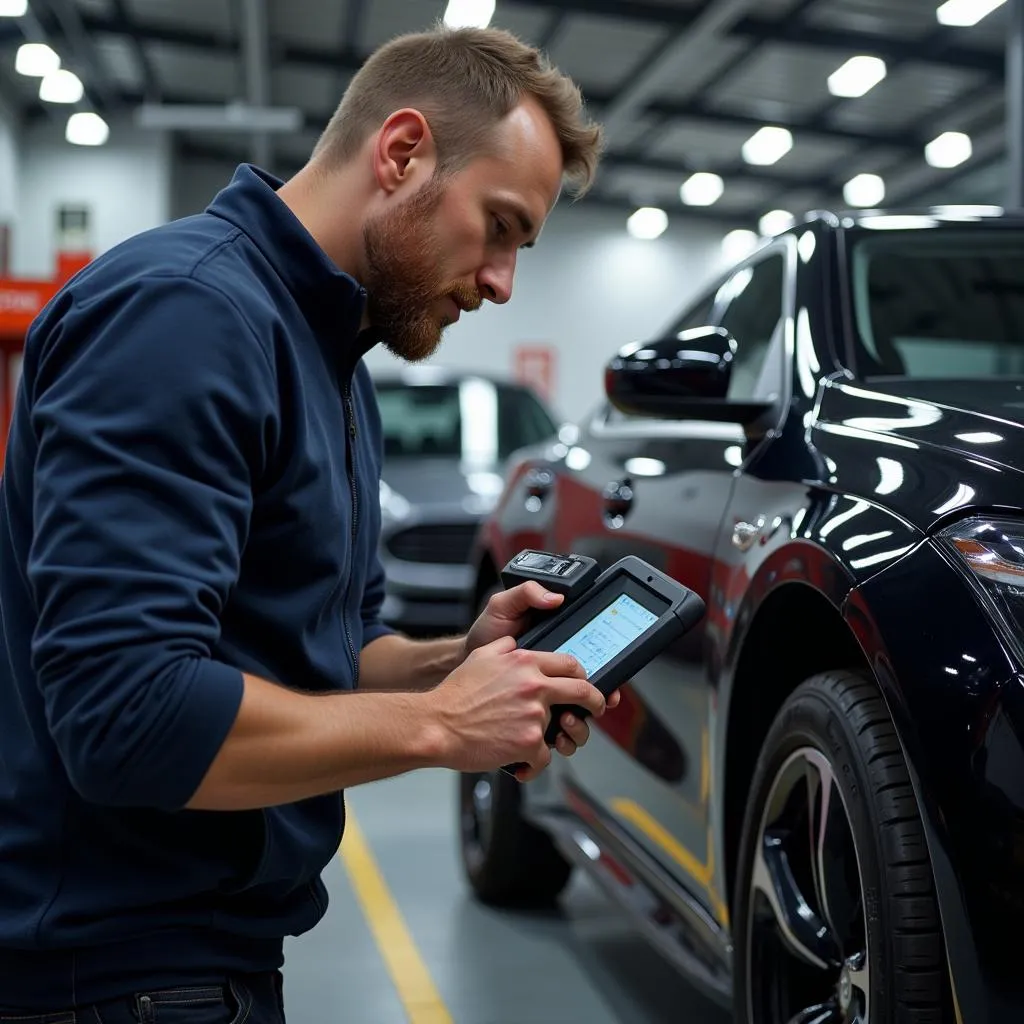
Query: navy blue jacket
0 164 393 1008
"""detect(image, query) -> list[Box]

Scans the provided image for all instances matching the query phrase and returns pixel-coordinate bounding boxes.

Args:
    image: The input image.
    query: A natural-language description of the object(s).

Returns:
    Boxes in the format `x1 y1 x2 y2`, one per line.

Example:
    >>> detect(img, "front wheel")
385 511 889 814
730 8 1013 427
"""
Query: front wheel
732 670 950 1023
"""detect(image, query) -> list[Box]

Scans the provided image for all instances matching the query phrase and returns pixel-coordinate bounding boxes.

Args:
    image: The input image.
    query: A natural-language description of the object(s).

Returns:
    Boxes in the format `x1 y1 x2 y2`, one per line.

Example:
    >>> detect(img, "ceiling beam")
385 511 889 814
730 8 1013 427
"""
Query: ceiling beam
597 0 756 147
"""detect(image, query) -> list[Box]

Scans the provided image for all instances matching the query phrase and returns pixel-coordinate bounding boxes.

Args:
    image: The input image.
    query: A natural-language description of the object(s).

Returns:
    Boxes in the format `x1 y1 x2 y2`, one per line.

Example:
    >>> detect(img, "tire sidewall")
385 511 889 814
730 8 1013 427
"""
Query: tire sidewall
732 675 890 1023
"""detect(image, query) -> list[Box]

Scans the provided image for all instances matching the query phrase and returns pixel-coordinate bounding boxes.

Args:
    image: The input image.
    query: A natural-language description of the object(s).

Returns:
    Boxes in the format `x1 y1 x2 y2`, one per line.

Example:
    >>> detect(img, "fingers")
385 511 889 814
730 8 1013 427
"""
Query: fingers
522 649 588 680
558 711 590 751
488 581 563 619
467 634 517 660
544 675 607 719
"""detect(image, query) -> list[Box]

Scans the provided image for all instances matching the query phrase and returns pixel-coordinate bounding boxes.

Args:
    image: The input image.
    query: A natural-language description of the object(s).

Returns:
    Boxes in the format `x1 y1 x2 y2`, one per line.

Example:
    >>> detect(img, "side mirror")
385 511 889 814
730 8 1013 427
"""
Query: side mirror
604 326 772 425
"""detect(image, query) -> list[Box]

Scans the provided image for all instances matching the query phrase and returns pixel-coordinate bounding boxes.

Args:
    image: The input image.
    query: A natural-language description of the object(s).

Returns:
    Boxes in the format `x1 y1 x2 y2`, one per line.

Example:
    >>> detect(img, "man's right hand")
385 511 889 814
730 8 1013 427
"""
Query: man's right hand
425 635 607 779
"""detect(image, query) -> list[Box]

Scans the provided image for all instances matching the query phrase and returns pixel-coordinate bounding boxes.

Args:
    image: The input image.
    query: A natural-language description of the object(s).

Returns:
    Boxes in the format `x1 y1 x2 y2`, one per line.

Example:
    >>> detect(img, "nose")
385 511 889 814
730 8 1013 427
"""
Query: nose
477 253 516 305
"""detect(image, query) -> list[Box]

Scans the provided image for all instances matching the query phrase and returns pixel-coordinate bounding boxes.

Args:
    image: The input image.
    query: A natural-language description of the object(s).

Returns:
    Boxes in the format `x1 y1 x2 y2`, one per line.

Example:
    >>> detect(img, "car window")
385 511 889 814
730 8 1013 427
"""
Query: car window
496 385 559 455
375 381 557 461
376 385 463 458
669 290 718 333
715 253 785 401
850 230 1024 378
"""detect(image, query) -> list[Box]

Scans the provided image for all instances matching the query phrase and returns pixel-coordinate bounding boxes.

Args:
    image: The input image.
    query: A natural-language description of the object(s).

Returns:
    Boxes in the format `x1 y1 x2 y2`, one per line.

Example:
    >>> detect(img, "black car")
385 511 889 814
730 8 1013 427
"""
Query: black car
458 208 1024 1023
373 368 562 635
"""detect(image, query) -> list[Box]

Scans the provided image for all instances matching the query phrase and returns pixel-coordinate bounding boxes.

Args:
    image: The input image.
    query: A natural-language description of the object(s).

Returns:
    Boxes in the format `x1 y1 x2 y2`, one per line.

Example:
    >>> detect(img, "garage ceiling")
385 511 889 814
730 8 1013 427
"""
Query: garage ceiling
0 0 1014 228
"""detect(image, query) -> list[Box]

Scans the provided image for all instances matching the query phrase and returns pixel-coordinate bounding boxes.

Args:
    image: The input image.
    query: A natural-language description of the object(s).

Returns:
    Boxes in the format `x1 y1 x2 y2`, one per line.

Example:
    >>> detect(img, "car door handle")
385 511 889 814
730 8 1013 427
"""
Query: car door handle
732 516 766 551
524 468 553 501
603 479 634 520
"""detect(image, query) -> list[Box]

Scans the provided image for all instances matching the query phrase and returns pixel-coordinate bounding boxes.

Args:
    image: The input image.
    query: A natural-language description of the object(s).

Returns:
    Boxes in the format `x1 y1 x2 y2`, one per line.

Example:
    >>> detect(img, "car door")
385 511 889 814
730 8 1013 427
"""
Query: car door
550 245 791 927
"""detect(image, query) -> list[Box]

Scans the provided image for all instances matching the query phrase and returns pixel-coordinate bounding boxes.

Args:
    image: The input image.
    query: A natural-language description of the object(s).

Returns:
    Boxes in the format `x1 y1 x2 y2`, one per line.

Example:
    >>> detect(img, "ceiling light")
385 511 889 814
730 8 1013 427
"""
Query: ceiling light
627 207 668 240
925 131 972 168
742 126 793 166
680 172 724 207
40 69 83 104
844 173 885 207
828 56 887 98
936 0 1006 26
16 43 60 77
759 209 794 237
66 111 109 146
0 0 28 15
721 229 759 262
443 0 495 29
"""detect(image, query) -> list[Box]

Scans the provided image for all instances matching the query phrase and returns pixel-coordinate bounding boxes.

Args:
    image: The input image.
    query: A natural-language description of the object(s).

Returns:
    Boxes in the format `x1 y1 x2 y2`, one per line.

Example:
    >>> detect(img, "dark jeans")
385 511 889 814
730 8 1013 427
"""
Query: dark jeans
0 972 285 1024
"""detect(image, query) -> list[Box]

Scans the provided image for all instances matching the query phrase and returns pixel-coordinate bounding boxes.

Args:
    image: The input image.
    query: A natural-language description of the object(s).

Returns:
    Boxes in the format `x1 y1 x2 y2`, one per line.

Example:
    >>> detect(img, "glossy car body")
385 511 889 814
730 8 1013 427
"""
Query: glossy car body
373 368 559 634
468 209 1024 1021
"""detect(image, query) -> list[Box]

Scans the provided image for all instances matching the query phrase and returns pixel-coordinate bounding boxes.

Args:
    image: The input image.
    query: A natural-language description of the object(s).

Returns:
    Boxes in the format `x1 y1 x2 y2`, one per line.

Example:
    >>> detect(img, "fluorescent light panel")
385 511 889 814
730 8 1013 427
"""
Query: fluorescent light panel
742 126 792 166
759 209 794 237
925 131 972 168
844 173 885 207
828 55 887 98
443 0 495 29
721 229 759 261
627 206 668 240
66 111 108 146
16 43 59 76
40 69 83 104
936 0 1006 26
680 172 724 206
0 0 27 15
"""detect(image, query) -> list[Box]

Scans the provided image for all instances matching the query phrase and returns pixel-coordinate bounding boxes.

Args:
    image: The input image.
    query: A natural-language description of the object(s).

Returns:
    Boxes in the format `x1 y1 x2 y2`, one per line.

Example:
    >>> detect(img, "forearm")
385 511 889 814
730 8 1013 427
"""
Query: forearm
357 632 466 692
186 672 449 811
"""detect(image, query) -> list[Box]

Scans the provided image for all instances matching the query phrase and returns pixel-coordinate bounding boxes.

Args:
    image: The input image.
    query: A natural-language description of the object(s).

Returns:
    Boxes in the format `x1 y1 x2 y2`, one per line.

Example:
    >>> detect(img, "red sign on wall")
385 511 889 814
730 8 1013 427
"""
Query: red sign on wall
513 344 555 402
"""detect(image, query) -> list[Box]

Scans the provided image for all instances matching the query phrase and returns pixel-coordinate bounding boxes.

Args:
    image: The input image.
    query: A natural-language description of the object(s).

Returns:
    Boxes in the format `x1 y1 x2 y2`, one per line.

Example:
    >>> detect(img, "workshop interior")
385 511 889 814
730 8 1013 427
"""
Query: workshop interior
1 0 1023 1020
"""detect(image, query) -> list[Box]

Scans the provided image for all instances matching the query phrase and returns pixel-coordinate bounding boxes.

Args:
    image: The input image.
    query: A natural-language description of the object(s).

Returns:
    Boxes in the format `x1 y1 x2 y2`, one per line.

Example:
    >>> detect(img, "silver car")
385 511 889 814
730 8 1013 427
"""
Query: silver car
373 368 561 635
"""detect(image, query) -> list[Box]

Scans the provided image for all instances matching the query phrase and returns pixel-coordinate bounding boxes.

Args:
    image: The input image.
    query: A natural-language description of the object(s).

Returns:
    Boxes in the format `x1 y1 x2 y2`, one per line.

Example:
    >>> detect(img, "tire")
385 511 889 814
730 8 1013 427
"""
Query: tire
456 576 573 908
458 767 573 907
732 670 949 1024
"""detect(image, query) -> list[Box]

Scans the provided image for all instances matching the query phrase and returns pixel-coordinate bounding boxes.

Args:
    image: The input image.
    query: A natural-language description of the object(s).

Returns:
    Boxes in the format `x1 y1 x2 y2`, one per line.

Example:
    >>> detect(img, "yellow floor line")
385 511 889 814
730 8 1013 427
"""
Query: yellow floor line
339 810 455 1024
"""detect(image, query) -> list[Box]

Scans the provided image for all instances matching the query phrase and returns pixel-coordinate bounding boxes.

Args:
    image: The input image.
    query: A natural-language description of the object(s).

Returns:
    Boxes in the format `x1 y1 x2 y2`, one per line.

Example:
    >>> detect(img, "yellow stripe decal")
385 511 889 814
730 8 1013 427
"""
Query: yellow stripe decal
339 812 455 1024
609 797 730 928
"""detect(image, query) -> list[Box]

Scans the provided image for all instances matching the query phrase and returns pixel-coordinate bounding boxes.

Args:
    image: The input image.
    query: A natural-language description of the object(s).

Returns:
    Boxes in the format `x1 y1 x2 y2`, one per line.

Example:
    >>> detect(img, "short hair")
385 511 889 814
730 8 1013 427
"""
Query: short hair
312 23 604 198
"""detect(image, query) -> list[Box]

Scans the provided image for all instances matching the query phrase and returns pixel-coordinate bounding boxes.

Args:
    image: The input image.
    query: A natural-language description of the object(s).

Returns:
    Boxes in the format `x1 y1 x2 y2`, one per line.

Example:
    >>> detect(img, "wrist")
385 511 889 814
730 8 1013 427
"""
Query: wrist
409 689 456 768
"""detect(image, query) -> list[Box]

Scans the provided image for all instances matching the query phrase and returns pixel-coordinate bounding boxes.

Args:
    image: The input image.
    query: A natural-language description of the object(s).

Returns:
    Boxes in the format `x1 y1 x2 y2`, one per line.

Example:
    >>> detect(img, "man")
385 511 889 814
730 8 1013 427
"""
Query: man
0 22 606 1023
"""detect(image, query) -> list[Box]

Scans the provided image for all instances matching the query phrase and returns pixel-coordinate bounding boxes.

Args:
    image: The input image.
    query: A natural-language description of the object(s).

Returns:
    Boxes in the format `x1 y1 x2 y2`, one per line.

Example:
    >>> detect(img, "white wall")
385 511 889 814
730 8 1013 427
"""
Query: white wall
363 204 732 425
12 119 171 279
0 94 19 226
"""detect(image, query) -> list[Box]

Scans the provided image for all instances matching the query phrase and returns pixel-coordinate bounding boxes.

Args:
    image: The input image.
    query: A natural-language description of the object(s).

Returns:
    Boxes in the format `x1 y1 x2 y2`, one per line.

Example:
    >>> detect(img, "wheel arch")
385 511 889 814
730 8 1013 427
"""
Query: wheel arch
721 579 871 918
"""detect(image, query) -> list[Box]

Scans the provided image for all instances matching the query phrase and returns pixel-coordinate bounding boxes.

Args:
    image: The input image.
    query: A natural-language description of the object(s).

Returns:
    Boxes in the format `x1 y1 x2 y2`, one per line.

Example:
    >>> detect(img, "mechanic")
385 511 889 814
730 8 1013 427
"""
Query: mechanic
0 24 608 1023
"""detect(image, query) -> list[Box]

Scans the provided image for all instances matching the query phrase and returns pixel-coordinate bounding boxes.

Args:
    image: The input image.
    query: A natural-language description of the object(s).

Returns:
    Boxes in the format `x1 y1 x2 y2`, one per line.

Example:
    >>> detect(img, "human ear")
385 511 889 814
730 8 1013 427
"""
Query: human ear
372 108 436 194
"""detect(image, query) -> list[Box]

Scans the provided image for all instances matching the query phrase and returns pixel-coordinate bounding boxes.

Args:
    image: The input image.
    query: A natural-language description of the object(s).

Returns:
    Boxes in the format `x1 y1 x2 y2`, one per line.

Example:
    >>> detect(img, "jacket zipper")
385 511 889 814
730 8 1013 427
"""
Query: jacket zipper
342 382 359 680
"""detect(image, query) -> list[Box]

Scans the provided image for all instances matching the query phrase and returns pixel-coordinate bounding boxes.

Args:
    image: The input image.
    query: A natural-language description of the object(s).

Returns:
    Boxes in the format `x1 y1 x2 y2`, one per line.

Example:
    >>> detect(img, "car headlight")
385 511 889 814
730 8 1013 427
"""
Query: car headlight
938 517 1024 658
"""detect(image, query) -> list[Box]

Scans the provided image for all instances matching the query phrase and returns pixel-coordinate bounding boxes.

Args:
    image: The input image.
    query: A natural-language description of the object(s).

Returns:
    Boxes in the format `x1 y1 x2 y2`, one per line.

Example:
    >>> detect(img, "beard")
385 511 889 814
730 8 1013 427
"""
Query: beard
362 176 481 362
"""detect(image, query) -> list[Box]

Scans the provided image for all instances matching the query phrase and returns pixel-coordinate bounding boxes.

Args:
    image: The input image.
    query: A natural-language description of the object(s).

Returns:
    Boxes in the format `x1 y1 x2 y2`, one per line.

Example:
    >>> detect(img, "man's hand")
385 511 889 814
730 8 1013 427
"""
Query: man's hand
460 587 623 767
427 636 609 780
464 581 563 655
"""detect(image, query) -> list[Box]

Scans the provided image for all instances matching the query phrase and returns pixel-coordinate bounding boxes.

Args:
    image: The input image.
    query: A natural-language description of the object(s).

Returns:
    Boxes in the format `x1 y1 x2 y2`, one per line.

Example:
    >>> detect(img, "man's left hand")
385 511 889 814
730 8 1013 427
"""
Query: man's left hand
462 582 620 758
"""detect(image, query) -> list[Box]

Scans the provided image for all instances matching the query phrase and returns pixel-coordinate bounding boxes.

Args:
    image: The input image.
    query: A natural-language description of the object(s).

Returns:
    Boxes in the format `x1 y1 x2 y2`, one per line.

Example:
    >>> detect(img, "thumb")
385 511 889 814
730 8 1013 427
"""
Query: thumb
492 581 563 618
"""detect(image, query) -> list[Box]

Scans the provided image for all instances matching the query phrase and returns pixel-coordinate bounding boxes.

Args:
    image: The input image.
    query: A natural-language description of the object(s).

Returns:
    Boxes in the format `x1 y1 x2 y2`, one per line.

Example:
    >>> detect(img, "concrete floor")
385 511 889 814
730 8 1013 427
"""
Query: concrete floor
281 768 731 1023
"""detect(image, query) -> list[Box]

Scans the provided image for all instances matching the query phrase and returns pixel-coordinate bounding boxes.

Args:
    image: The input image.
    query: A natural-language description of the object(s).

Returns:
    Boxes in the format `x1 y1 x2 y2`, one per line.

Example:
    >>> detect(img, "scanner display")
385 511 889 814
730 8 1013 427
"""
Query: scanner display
555 593 659 677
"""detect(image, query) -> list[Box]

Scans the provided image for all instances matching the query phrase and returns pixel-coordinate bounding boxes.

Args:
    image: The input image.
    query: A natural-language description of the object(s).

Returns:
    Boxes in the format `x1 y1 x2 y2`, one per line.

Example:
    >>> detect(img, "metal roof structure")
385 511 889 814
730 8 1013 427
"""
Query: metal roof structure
0 0 1015 230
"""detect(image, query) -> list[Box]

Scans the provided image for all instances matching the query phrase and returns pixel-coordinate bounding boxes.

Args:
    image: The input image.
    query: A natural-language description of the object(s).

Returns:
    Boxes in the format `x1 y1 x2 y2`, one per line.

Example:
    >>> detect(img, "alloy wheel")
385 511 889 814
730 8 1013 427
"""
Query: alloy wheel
746 747 869 1024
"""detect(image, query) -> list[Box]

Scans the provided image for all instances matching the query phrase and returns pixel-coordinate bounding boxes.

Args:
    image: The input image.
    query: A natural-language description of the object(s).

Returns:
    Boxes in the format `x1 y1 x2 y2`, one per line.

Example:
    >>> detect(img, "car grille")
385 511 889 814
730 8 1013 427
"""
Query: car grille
385 524 477 565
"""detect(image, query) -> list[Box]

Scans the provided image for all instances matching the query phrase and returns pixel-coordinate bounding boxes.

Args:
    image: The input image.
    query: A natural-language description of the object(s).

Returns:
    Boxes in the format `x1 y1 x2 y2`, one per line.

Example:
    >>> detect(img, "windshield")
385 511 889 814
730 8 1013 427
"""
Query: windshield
849 229 1024 379
375 379 558 461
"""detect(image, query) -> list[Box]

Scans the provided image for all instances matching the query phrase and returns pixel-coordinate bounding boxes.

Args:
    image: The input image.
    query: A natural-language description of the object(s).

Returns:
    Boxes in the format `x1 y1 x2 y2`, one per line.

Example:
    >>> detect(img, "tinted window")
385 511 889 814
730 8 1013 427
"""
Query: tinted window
851 230 1024 378
375 380 557 460
716 253 785 400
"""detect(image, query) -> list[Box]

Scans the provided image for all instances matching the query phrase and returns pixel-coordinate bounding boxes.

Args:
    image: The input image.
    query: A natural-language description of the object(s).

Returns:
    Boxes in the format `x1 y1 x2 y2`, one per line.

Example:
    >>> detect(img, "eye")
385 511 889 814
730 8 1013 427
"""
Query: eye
492 215 510 239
